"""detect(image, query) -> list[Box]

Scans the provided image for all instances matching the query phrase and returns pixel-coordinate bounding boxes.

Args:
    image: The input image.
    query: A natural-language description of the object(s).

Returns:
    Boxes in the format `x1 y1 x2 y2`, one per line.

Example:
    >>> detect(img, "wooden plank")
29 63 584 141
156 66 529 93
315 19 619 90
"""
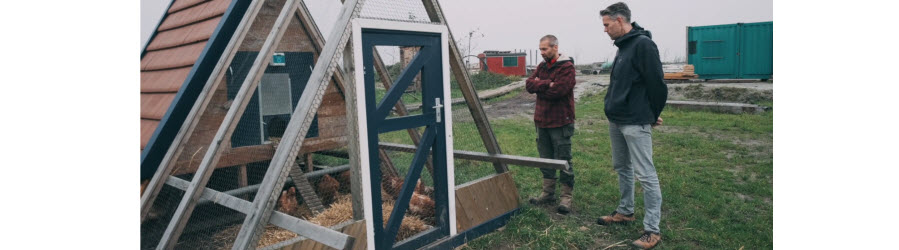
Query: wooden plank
171 144 275 175
379 142 568 170
453 173 519 231
156 0 302 248
453 191 469 232
302 137 348 153
232 0 366 248
455 181 484 229
420 0 508 173
495 172 520 209
140 0 269 223
343 221 367 250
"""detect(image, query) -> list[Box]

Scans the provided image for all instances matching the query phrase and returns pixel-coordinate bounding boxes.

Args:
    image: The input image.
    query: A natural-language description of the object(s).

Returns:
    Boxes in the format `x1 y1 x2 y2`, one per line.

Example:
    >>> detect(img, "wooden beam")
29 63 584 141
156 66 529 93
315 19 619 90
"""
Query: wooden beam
170 144 275 175
419 0 508 173
168 138 347 176
305 153 314 172
343 25 366 222
165 176 355 250
231 0 366 247
156 0 302 248
378 149 399 179
140 0 269 223
379 142 568 170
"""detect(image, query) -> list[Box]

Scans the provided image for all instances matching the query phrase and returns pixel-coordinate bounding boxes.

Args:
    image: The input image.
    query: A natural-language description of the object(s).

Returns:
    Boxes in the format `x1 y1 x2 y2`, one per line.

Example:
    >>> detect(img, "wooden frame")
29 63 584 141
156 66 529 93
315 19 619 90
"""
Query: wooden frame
156 0 304 248
231 0 366 248
140 0 263 223
140 0 573 248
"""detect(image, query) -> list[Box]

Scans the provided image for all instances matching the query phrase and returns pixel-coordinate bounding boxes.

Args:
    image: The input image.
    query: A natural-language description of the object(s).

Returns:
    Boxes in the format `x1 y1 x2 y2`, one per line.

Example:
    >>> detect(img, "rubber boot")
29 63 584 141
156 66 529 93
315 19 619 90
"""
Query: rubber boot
557 184 573 214
528 179 557 205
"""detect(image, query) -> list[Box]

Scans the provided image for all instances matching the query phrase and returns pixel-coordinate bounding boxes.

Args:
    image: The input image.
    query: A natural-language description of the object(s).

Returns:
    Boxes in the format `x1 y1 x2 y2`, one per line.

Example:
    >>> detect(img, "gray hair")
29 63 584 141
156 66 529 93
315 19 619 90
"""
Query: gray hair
600 2 631 22
540 34 558 46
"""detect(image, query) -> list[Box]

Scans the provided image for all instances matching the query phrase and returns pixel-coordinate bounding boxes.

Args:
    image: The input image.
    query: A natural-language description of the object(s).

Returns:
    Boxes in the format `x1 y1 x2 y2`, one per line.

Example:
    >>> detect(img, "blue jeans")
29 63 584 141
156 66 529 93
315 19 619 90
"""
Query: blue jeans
609 122 662 233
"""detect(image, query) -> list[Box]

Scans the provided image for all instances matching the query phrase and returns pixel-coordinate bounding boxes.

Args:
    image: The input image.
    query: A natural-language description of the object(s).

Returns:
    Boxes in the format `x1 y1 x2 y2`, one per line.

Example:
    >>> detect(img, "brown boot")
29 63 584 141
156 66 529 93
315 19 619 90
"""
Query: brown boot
631 231 661 249
556 184 573 214
595 211 636 225
528 179 557 205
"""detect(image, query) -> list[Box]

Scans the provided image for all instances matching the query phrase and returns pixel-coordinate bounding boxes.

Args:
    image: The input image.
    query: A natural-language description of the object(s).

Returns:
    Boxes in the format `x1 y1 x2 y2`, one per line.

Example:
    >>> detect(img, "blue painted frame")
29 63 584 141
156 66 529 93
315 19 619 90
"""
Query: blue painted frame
360 28 449 250
420 208 521 249
140 0 252 180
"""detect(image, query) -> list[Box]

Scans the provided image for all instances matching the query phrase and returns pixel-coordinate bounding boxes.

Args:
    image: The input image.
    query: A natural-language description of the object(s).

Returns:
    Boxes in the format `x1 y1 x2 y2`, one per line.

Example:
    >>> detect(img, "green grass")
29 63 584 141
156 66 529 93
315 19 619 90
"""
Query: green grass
446 90 774 249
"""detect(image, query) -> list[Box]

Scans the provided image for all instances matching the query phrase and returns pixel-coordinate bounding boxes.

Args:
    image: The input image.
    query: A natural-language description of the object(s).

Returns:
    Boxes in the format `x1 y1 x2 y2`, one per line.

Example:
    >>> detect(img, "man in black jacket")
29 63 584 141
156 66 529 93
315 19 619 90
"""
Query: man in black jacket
593 2 668 249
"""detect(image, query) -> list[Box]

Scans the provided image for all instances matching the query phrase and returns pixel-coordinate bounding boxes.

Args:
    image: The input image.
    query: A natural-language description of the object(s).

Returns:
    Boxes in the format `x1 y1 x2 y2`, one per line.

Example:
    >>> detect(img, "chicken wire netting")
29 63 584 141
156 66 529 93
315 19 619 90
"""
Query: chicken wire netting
142 0 357 248
369 45 440 244
358 0 437 24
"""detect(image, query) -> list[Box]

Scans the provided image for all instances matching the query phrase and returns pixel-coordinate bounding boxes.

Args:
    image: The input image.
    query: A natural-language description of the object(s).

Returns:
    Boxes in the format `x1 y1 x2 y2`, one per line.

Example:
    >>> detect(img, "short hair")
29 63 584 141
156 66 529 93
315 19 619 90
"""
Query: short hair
540 35 558 46
600 2 631 22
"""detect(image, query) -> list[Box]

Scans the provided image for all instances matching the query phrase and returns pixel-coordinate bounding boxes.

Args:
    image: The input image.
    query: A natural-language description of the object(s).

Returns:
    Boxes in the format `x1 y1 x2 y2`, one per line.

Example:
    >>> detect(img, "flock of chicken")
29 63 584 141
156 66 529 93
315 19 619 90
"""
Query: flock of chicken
277 171 436 220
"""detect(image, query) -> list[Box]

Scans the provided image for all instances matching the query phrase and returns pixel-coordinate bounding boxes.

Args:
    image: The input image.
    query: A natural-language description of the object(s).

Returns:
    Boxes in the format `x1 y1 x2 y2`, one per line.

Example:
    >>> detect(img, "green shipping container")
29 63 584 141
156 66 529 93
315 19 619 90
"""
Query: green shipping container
687 21 772 80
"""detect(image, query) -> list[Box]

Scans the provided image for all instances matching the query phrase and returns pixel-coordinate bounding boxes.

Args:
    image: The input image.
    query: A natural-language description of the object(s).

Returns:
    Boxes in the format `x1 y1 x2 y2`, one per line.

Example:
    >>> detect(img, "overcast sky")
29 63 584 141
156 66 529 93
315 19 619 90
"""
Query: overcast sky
141 0 772 65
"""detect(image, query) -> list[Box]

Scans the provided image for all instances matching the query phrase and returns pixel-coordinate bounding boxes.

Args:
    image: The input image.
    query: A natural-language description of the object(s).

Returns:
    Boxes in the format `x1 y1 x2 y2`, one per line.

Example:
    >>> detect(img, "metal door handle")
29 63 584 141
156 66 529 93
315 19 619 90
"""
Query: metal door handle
433 98 443 123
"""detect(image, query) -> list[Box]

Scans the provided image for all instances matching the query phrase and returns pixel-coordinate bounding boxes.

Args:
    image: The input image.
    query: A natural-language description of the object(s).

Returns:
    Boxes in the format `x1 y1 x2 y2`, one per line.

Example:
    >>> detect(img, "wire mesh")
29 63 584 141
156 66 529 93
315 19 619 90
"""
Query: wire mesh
141 0 358 247
358 0 437 24
373 45 439 244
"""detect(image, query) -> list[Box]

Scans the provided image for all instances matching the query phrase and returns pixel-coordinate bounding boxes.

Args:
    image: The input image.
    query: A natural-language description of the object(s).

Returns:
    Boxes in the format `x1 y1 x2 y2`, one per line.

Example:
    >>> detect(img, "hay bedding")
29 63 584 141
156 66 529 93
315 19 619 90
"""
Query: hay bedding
211 193 432 249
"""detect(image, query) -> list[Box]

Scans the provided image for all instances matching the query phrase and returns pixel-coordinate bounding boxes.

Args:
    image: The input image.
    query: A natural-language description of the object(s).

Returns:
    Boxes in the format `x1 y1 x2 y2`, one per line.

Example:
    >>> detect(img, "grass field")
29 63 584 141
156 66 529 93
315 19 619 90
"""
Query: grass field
457 90 773 249
373 87 774 249
348 77 773 249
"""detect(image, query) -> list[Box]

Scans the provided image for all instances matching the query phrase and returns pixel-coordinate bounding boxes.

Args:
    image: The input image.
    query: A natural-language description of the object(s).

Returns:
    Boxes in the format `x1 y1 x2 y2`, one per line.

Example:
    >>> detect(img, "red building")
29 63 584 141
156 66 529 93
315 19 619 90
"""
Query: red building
478 51 526 76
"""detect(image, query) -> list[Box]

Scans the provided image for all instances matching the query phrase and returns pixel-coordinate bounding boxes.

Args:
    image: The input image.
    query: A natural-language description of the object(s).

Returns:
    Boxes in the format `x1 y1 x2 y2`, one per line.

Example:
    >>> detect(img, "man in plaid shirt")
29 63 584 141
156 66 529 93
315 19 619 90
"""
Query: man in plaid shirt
525 34 577 214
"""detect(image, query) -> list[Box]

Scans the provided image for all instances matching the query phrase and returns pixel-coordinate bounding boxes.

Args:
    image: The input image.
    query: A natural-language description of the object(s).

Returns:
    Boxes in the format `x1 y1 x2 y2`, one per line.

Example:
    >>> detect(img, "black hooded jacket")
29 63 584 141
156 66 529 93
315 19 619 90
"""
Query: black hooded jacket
604 22 668 125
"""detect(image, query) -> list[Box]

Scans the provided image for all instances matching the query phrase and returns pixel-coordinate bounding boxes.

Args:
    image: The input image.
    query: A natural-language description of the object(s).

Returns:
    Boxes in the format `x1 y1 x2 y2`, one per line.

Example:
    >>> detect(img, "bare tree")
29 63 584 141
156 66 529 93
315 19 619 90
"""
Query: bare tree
457 27 484 69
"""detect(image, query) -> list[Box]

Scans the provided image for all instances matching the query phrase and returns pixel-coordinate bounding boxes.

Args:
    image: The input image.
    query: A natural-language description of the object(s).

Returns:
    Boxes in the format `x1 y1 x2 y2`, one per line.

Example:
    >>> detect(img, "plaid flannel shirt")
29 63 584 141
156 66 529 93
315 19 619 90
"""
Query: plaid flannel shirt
525 57 577 128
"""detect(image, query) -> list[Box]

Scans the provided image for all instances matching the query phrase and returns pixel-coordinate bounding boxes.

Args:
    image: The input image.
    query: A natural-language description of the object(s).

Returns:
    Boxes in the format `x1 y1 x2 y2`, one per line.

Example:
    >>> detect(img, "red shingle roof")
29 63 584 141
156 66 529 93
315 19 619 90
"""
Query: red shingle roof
140 0 232 150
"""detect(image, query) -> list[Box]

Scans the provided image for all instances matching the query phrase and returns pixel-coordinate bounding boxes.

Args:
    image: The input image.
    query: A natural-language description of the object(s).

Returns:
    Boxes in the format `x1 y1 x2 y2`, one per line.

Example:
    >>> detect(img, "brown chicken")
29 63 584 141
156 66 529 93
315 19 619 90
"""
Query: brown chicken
383 175 435 200
381 175 436 218
336 170 352 193
277 187 298 214
408 193 435 218
317 174 340 206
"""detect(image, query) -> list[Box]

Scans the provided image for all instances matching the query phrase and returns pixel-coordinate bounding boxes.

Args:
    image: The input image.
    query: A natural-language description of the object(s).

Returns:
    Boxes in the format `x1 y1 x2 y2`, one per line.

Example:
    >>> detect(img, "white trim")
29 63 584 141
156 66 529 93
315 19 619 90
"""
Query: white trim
352 18 455 248
353 18 448 34
350 20 376 250
441 27 457 236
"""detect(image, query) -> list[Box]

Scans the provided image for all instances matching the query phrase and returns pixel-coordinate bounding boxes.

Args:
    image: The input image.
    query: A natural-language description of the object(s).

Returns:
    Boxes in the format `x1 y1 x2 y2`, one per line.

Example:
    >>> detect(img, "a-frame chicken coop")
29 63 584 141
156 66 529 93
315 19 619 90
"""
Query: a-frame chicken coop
139 0 568 249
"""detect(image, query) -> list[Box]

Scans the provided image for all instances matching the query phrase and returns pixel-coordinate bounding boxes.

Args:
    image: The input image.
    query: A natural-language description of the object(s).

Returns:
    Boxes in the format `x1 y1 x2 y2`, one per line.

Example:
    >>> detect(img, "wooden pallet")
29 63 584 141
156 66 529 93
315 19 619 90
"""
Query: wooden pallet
664 64 698 80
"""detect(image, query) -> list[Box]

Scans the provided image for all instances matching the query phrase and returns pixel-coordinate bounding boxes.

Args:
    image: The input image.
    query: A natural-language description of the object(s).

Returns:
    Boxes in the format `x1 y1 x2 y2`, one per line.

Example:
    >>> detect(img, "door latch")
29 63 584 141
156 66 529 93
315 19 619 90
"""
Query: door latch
433 98 443 123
